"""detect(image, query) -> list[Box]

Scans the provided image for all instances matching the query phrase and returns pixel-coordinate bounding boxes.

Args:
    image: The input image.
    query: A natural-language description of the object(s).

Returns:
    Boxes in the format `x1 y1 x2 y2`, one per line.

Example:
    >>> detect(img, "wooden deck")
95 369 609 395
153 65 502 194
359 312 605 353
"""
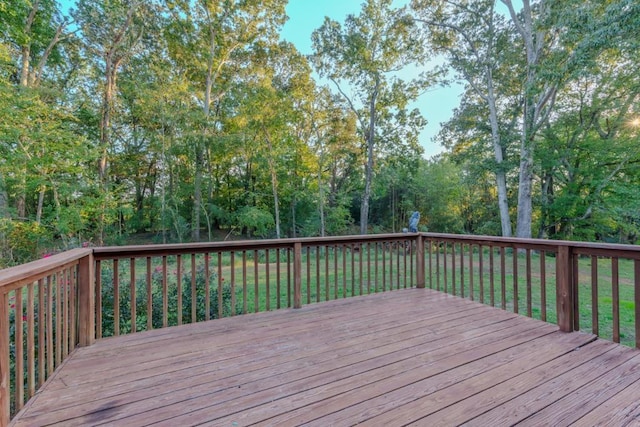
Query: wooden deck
11 288 640 426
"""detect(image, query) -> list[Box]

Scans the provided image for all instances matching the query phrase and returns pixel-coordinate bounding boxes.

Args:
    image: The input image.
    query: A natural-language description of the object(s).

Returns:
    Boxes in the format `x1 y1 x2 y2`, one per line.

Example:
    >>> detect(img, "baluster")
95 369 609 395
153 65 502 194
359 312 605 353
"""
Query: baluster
294 243 302 308
489 246 495 307
342 245 347 297
254 250 259 312
176 255 182 325
96 260 102 339
266 249 271 310
325 246 330 300
218 252 223 317
382 242 387 292
231 251 237 315
374 243 379 293
242 251 248 314
15 289 24 411
146 257 152 330
205 253 211 320
306 247 311 304
37 278 45 386
500 247 506 310
191 254 197 323
478 246 484 303
287 249 291 307
468 245 473 301
352 244 357 295
526 249 532 317
334 245 339 299
145 257 153 331
513 248 519 314
540 251 546 321
27 283 35 399
46 276 53 375
113 260 119 335
591 256 598 335
612 258 620 343
62 270 68 356
315 247 320 302
162 256 168 328
276 250 281 309
130 258 136 333
634 260 640 349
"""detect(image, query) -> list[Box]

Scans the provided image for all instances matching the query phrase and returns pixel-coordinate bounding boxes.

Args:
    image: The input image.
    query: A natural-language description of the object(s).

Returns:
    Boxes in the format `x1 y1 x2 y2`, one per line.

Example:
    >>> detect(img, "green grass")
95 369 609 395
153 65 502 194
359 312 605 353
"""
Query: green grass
425 245 638 347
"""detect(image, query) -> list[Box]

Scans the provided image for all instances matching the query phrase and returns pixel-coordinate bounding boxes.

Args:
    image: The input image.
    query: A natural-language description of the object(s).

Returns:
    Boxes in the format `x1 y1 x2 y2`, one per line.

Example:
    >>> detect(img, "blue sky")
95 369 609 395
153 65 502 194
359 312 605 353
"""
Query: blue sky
282 0 461 158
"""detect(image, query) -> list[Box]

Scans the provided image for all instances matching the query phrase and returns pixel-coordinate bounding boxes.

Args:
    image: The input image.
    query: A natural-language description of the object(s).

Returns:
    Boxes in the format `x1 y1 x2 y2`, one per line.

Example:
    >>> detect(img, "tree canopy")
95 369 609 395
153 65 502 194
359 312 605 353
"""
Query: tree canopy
1 0 639 265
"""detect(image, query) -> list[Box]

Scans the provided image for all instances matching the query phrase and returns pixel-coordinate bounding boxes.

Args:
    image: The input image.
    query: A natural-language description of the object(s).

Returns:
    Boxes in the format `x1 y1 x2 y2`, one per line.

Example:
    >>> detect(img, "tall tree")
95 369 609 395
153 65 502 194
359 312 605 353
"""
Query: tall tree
312 0 429 234
412 0 516 236
164 0 287 240
500 0 640 237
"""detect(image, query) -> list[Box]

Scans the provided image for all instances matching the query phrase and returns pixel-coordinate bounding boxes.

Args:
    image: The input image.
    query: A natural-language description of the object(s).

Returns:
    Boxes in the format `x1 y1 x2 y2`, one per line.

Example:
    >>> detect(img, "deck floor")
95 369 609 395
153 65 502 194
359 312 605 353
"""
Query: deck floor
12 288 640 426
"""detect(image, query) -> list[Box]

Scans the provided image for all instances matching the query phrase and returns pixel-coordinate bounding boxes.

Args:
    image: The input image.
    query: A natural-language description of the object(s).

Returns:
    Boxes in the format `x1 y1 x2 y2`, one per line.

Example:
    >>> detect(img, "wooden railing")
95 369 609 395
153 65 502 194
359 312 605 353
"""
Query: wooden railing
422 234 640 347
2 232 640 425
0 248 94 425
91 235 418 338
0 234 418 425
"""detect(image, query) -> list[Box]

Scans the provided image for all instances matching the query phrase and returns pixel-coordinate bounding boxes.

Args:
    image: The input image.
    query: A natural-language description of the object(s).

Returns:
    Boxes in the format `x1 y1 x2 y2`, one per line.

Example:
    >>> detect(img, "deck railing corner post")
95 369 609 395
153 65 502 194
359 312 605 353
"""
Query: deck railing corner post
78 250 96 346
0 291 9 427
556 245 575 332
293 242 302 309
416 234 425 289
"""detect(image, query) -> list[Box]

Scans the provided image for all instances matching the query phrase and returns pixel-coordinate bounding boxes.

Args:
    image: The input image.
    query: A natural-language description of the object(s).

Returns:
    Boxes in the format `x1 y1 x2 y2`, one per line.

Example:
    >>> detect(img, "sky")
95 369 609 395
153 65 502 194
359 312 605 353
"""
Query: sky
281 0 463 158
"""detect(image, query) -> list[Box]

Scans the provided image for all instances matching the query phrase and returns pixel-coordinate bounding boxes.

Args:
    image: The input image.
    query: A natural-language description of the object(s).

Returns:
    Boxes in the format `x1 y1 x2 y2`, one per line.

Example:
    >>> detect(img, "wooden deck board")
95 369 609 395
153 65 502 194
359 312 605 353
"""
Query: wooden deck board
10 288 640 427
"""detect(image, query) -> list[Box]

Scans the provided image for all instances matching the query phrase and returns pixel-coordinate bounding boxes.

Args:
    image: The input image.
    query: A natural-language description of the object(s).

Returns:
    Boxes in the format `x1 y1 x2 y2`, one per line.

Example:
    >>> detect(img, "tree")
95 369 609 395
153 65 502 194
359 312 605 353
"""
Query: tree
501 0 640 237
312 0 430 234
412 0 516 236
164 0 287 240
536 41 640 240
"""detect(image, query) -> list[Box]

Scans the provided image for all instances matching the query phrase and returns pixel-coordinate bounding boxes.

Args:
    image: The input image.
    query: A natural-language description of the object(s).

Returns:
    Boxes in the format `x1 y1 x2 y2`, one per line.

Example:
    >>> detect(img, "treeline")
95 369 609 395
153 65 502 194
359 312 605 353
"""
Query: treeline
0 0 639 266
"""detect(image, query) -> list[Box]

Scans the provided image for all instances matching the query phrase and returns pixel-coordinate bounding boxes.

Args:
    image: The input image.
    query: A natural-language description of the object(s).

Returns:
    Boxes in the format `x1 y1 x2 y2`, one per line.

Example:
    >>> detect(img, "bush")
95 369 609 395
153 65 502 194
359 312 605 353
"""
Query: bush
99 263 240 337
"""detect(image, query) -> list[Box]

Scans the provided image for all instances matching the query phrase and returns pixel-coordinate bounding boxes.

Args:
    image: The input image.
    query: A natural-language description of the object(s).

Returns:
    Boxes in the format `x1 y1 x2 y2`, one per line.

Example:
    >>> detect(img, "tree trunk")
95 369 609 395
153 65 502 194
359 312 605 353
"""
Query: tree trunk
486 68 512 237
0 173 8 218
194 26 218 242
20 46 31 87
515 142 534 238
503 0 551 238
263 131 281 239
360 75 380 235
99 59 115 181
20 1 38 87
318 167 326 237
35 187 45 224
291 198 297 238
193 146 203 241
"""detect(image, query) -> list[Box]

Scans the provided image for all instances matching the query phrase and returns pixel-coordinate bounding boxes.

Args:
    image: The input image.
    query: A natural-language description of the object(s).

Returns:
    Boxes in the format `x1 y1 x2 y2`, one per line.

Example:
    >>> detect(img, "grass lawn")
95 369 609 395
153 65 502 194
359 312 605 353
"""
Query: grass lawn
425 245 638 347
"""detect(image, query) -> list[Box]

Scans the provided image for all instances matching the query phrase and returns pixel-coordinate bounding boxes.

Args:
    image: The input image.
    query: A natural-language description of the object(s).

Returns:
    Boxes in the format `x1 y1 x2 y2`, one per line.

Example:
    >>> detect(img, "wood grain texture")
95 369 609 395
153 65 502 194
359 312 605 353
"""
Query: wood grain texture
10 288 640 427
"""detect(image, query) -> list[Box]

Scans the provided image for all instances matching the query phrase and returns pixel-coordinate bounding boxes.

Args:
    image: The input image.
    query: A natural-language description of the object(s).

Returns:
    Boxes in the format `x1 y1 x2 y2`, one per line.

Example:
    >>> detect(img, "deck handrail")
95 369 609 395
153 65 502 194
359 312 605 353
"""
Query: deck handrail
2 232 640 426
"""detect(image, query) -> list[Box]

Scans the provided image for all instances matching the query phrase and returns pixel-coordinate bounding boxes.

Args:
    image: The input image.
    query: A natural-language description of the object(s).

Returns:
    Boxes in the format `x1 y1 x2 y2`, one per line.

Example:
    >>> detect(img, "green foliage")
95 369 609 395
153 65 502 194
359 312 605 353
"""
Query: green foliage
99 263 239 337
236 206 275 238
0 220 52 265
1 0 639 261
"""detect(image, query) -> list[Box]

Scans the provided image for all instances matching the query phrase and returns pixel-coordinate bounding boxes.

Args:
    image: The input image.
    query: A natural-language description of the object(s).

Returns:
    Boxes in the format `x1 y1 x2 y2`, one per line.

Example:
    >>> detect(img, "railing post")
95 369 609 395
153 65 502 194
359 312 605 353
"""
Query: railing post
0 292 8 427
556 245 574 332
416 235 425 289
293 242 302 309
77 251 95 346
